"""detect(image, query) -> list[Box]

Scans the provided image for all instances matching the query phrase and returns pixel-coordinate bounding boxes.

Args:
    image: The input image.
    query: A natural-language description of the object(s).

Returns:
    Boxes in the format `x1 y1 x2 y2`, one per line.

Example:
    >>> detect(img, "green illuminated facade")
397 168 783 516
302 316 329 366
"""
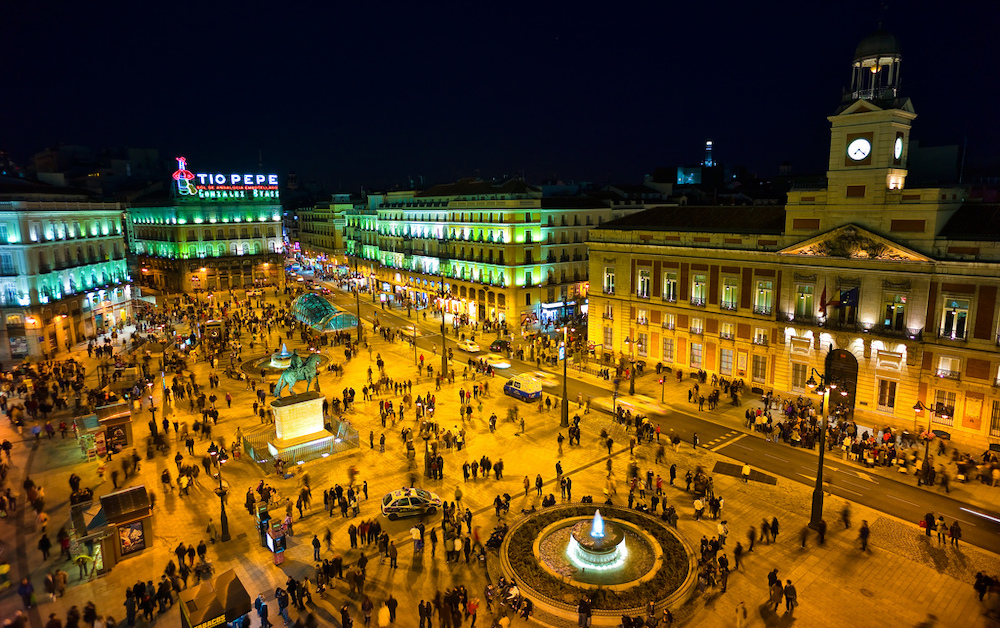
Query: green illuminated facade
129 201 284 293
0 190 130 361
343 179 642 331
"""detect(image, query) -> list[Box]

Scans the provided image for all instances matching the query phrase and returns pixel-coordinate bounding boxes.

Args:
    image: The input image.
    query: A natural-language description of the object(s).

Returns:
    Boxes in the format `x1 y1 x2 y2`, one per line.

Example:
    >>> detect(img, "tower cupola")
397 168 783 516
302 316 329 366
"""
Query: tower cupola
847 30 902 102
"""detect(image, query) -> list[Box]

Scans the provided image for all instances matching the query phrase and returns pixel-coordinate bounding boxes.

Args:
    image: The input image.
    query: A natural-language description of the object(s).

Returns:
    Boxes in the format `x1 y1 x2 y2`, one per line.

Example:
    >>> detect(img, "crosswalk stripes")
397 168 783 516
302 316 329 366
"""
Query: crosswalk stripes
708 431 746 452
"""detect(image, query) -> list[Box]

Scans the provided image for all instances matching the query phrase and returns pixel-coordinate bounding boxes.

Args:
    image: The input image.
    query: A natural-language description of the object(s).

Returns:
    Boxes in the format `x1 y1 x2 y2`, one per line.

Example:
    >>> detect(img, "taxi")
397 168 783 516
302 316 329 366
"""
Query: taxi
380 487 442 520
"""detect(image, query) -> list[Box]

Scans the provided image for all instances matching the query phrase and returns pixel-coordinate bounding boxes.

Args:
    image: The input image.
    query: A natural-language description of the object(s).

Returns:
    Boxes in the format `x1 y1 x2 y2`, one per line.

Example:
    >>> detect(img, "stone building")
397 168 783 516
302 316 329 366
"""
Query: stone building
587 31 999 450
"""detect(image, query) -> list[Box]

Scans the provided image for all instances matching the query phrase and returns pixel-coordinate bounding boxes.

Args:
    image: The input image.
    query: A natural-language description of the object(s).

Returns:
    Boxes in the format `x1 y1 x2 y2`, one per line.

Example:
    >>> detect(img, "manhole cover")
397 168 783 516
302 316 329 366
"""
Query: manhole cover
859 589 874 598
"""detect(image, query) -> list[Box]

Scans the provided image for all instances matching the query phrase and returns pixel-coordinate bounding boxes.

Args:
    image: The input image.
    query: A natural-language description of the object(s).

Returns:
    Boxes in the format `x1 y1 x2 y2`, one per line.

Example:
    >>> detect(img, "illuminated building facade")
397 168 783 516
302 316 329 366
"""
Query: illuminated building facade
343 179 640 331
588 31 1000 450
0 178 130 360
296 194 355 269
128 157 285 292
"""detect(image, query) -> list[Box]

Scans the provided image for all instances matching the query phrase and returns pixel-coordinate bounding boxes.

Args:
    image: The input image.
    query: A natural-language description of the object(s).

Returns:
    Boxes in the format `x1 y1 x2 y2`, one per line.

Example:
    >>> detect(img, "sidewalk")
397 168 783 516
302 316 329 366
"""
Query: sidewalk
1 288 997 628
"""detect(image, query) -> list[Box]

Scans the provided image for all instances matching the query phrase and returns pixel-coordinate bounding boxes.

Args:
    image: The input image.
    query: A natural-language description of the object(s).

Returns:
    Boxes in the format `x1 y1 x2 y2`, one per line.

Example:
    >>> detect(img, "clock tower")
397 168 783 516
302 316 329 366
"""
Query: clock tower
825 30 914 205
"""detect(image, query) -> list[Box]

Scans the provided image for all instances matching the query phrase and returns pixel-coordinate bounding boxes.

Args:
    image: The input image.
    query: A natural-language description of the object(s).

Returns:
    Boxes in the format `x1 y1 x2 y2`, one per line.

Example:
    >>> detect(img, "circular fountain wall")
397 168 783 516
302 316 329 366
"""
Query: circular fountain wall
498 505 698 624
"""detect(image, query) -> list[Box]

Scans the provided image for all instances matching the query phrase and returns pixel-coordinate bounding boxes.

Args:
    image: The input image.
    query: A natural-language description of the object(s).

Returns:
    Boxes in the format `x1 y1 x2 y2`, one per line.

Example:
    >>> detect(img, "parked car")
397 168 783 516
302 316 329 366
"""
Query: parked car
246 289 263 297
456 339 481 353
380 488 442 520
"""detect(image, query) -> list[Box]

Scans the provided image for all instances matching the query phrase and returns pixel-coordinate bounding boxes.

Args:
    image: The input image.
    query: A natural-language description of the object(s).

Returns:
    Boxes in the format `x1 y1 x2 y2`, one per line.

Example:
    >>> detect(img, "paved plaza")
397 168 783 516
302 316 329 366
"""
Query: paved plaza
1 288 998 628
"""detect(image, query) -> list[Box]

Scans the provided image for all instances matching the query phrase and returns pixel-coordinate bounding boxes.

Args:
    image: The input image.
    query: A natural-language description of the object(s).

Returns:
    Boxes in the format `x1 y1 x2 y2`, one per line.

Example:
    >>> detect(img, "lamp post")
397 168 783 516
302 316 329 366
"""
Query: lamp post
805 369 850 530
912 400 948 485
207 443 231 542
353 257 363 342
624 336 641 395
439 286 449 375
560 325 572 428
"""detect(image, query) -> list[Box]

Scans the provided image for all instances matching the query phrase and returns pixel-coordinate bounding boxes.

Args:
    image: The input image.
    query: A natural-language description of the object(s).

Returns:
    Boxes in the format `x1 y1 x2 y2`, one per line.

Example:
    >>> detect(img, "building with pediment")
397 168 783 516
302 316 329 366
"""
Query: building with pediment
587 30 1000 450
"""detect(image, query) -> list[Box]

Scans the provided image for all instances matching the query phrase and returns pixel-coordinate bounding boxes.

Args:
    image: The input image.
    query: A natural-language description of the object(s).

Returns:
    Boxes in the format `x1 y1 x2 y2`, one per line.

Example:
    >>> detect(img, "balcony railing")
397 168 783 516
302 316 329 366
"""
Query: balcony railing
690 297 706 307
721 301 737 311
603 288 615 295
662 322 675 331
690 327 704 336
753 336 769 346
934 368 961 380
753 304 773 316
662 294 676 303
636 292 650 300
0 266 17 277
938 329 967 342
602 314 613 320
637 318 649 326
719 331 735 340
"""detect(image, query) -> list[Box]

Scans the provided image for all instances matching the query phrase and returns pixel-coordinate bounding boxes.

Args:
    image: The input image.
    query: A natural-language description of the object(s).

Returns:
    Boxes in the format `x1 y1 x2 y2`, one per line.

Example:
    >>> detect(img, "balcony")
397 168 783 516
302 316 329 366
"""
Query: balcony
661 295 676 303
876 325 922 340
690 297 706 307
819 318 859 332
636 292 650 300
753 304 773 316
38 264 52 274
753 336 769 347
0 266 17 277
603 288 615 295
934 368 961 381
938 329 967 342
602 313 613 320
662 322 675 331
719 331 735 340
721 301 737 311
690 327 704 336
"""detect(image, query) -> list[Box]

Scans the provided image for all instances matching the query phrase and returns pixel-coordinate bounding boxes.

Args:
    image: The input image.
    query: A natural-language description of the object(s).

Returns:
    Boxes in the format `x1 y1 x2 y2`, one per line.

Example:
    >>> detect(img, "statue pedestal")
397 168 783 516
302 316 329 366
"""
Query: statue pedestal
267 391 334 456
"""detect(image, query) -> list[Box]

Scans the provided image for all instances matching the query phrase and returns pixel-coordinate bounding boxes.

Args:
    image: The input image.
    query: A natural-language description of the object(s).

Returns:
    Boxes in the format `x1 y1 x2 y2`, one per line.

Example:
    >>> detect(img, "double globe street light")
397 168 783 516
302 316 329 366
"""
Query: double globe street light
207 442 231 543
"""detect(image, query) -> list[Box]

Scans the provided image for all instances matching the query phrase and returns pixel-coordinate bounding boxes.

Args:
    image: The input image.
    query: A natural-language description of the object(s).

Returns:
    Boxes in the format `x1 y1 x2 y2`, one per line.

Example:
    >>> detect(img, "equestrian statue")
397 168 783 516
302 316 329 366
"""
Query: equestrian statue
273 351 323 398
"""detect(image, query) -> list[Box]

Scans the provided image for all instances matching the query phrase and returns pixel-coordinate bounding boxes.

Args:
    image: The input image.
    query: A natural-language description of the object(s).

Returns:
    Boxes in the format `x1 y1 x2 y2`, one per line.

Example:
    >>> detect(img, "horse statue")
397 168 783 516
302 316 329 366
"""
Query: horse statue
273 353 323 398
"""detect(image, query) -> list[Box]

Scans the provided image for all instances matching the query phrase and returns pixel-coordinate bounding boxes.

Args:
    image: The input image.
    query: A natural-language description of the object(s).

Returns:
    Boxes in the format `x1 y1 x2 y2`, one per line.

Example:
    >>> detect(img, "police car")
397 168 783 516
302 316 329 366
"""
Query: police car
380 487 442 520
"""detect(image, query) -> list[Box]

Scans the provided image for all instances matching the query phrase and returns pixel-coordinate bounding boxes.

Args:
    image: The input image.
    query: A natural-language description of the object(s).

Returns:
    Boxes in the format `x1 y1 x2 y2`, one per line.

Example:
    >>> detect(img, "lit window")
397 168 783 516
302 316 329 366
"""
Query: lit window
722 278 738 310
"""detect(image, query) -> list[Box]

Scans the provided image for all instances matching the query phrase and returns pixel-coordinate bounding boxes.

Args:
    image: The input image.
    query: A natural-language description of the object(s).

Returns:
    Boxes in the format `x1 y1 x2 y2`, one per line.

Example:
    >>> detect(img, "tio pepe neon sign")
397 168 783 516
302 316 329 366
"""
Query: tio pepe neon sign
173 156 279 200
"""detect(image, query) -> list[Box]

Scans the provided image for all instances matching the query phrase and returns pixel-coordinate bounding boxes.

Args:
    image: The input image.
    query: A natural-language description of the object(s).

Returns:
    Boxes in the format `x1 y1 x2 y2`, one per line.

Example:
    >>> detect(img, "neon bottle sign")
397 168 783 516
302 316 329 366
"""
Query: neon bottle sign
173 156 279 200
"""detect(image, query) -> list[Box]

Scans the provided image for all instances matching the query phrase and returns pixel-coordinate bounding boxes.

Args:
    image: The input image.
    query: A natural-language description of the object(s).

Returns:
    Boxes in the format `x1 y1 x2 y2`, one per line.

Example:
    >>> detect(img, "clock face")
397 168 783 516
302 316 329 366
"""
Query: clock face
848 138 871 161
894 137 903 159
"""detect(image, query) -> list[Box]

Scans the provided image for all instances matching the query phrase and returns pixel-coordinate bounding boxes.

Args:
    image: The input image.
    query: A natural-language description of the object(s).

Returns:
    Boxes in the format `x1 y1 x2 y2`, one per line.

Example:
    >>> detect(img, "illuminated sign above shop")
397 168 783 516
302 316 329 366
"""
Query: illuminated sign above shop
173 156 279 201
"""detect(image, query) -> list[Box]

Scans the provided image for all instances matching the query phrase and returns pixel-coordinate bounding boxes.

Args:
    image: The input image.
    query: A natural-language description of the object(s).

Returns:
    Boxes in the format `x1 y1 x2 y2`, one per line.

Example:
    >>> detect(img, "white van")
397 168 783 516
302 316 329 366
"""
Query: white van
503 374 543 402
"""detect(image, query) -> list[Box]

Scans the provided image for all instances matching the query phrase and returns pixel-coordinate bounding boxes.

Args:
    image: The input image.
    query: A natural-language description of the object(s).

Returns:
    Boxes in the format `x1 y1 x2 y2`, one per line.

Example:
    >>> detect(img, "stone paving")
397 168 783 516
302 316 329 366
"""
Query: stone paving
0 287 997 628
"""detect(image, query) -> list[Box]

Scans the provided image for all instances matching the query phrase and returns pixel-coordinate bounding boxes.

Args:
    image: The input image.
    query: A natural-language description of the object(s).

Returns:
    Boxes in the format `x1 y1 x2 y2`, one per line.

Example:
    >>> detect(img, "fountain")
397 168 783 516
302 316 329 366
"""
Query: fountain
568 510 627 569
497 505 698 624
269 344 294 369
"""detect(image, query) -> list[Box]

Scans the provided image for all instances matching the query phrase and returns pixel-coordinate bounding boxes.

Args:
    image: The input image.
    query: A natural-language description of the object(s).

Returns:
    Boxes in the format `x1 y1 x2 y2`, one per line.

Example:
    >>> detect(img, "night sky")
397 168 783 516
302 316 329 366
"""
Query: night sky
5 1 998 191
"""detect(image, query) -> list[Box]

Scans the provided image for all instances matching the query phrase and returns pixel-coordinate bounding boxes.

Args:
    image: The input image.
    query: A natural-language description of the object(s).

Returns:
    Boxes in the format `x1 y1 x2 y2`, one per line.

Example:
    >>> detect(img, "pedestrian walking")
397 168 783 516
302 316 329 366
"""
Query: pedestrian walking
859 520 870 552
783 580 797 613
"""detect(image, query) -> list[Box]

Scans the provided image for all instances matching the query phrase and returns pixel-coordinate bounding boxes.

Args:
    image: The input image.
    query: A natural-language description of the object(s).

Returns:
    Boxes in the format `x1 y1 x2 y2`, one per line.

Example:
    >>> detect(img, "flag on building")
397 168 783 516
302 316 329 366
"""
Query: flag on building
819 284 827 315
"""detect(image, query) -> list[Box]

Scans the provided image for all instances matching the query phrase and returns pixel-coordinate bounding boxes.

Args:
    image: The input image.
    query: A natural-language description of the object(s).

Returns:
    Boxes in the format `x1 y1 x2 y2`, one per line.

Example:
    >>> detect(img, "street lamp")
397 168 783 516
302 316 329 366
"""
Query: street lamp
805 369 850 530
560 326 573 428
624 336 642 395
439 286 449 375
912 400 949 485
353 256 363 342
207 443 231 542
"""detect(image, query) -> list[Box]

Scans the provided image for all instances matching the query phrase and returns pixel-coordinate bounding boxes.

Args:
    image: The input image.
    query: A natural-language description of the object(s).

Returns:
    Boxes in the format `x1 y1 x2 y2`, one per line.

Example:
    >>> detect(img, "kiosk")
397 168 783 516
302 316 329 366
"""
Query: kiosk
180 569 252 628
